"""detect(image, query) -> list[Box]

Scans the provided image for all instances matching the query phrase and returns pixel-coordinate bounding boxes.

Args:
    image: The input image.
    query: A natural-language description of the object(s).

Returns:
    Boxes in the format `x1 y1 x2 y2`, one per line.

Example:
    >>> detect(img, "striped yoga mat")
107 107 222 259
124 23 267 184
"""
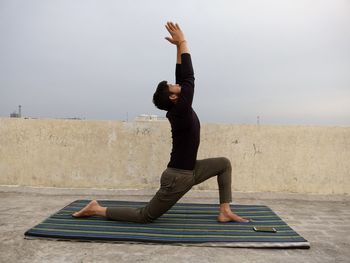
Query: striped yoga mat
25 200 310 248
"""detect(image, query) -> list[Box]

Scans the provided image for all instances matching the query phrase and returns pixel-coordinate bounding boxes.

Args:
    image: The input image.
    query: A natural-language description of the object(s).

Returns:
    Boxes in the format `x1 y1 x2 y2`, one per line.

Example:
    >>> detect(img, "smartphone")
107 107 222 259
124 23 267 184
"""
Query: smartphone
253 226 277 233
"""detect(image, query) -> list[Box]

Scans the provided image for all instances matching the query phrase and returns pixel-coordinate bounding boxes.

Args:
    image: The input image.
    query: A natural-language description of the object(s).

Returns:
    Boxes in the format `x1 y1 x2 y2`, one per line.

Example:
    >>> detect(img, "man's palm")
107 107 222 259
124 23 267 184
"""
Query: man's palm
165 22 185 46
165 37 178 45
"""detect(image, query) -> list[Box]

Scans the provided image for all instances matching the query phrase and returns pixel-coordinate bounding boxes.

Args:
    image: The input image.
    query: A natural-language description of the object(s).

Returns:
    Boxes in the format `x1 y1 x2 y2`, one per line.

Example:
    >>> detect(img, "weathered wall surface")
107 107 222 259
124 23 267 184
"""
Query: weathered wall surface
0 118 349 194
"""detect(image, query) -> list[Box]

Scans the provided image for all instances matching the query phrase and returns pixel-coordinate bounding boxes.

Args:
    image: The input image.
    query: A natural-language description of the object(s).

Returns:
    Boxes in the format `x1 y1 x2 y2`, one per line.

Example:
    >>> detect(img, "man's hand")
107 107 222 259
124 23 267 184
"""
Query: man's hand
165 21 186 46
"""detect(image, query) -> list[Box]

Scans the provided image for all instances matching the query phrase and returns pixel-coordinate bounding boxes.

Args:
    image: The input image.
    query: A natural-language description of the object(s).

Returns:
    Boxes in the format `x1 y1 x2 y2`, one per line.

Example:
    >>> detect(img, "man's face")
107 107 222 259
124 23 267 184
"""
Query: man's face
168 84 181 103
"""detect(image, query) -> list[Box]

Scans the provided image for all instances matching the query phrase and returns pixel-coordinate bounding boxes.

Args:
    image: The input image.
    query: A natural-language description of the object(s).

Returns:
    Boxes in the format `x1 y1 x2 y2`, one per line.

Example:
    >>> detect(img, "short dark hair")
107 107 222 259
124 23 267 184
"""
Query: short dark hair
152 80 173 111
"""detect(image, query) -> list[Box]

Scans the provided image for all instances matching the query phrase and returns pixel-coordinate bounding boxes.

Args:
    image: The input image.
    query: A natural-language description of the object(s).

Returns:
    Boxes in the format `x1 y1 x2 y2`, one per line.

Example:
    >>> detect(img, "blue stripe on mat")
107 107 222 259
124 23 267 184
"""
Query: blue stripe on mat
25 200 309 247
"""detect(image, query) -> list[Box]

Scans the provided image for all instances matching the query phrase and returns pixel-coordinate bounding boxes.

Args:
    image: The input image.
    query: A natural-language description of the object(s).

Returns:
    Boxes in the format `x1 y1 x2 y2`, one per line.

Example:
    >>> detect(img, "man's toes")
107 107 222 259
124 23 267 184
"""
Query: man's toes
72 211 81 217
72 212 80 217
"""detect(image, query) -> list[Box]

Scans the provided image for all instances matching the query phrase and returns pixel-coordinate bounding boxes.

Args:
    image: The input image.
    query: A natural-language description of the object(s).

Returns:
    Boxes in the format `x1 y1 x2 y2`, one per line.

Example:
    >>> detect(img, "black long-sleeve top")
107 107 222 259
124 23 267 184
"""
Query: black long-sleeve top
166 53 200 170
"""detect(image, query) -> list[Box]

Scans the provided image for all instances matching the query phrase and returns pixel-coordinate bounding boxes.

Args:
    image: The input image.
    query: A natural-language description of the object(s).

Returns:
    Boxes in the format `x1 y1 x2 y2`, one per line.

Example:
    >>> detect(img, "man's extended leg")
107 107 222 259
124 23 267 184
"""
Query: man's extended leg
73 168 194 223
194 157 249 222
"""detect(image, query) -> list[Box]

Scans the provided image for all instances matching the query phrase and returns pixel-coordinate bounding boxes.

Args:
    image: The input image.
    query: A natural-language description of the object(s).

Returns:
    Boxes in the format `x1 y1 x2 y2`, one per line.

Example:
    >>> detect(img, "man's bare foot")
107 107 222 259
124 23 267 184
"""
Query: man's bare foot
218 203 250 223
72 200 104 218
217 211 250 223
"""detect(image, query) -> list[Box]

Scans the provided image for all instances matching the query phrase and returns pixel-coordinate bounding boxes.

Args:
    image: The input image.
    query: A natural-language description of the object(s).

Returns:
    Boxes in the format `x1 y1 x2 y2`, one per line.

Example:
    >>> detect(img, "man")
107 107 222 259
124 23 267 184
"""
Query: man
73 22 248 223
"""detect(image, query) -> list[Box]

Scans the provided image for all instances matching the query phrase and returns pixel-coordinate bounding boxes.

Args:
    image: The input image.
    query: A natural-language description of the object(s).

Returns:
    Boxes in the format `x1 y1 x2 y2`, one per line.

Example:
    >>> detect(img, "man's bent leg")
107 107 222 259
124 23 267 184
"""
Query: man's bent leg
194 157 232 204
194 157 249 222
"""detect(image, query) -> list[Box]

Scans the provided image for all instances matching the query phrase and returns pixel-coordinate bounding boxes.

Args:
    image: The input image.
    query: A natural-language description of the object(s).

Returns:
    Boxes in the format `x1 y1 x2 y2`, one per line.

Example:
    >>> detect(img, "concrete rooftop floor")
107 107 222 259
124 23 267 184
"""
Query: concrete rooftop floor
0 186 349 263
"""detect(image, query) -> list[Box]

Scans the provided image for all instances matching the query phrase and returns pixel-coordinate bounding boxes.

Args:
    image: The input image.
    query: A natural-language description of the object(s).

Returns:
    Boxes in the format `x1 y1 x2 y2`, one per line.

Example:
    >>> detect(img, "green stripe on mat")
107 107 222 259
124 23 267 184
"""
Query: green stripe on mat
39 222 295 233
45 217 290 228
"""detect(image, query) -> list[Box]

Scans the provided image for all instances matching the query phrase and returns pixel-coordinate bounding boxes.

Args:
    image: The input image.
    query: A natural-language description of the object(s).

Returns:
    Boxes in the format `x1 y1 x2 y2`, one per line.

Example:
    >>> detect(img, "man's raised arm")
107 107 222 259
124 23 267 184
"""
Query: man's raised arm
175 46 182 84
165 22 190 85
165 21 194 106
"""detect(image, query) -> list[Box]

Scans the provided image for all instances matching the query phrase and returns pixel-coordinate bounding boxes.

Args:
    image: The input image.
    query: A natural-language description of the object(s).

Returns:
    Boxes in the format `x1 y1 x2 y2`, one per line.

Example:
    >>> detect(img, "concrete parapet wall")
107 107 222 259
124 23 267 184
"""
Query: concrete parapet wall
0 118 349 194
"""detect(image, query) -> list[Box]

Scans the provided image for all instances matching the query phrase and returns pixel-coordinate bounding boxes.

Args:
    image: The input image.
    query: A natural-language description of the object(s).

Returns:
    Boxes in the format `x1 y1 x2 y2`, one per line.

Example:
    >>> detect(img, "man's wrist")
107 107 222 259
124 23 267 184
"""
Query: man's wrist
177 40 187 47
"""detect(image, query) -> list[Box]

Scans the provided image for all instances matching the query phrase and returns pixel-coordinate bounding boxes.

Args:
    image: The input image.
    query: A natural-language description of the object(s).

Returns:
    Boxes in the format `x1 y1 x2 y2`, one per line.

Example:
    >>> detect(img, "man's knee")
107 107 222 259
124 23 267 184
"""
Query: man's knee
220 157 232 169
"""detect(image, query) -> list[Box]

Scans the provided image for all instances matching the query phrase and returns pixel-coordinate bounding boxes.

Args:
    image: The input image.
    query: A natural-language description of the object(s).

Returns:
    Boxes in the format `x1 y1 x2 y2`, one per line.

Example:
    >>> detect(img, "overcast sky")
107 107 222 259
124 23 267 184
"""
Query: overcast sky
1 0 349 125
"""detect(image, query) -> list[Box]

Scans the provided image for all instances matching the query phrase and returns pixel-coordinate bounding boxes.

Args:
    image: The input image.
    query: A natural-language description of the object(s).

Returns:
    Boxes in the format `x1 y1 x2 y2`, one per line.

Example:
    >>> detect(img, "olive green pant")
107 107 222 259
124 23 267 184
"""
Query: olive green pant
106 157 232 223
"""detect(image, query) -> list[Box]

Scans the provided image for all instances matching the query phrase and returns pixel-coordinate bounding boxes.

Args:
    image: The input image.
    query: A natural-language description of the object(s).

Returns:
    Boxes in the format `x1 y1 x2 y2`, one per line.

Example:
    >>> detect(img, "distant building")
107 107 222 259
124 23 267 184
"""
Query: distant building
135 114 167 122
10 112 20 118
10 105 22 118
